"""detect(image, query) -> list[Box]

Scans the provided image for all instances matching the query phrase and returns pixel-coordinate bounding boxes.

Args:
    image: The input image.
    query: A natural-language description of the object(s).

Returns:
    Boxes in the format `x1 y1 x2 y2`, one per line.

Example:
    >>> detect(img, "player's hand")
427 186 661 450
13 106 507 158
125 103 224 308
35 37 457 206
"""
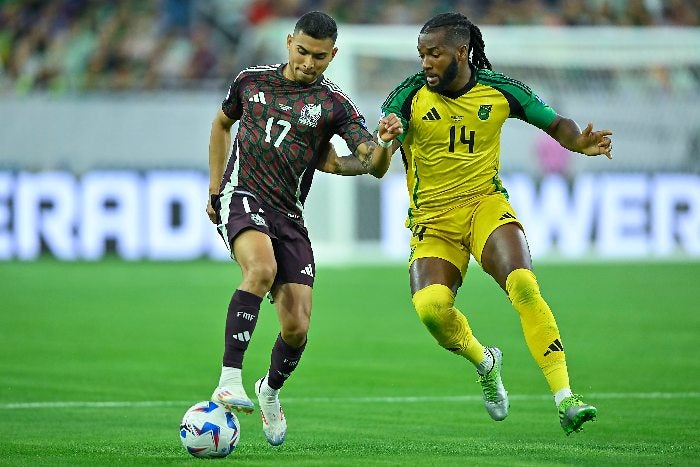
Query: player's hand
579 123 613 159
207 193 220 224
377 113 403 145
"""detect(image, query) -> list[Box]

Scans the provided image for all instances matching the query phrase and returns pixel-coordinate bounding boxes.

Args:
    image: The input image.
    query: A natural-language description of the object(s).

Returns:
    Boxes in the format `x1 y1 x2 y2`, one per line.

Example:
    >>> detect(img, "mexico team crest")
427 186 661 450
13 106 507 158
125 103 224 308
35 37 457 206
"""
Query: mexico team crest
478 104 493 121
299 103 322 127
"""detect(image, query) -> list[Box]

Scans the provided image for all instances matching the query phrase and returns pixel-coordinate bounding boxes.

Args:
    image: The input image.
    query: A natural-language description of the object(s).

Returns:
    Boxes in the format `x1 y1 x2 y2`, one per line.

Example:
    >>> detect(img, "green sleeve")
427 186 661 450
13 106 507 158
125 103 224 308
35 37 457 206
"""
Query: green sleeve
379 72 425 144
478 70 557 130
520 92 557 129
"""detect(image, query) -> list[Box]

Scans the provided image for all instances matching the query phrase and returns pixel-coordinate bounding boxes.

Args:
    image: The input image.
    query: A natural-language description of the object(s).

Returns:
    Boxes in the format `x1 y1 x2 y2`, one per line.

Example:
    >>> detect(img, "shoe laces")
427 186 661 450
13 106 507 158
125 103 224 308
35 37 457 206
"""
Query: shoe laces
558 394 585 412
477 368 500 401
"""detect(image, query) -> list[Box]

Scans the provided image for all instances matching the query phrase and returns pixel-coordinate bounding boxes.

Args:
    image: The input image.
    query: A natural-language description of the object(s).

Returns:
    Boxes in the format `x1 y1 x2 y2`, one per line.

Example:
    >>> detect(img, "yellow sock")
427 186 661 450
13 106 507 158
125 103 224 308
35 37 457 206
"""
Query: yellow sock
412 284 485 365
506 268 570 394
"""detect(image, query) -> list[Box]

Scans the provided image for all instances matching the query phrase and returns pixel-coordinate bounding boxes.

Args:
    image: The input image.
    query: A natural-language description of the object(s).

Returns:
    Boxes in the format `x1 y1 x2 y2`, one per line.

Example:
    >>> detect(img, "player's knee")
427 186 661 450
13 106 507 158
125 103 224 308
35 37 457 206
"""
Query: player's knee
506 268 541 307
280 306 310 347
412 284 455 333
281 323 308 347
242 263 276 292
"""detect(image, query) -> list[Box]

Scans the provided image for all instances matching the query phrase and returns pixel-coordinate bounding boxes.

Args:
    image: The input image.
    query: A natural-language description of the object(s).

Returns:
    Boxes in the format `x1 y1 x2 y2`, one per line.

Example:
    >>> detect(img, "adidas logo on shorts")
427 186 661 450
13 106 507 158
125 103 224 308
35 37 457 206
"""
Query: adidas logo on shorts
300 264 314 277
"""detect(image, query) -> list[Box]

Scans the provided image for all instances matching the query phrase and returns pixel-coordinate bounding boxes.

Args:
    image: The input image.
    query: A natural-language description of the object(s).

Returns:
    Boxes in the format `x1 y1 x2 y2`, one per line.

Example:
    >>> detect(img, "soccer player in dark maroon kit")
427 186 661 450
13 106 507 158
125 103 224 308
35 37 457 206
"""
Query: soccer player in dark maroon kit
205 11 402 446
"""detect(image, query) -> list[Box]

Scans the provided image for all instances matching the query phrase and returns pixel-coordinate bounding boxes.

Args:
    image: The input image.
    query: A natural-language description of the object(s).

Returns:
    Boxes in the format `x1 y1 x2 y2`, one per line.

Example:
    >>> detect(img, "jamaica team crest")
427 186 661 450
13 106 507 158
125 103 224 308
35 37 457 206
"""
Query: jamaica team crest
477 104 492 121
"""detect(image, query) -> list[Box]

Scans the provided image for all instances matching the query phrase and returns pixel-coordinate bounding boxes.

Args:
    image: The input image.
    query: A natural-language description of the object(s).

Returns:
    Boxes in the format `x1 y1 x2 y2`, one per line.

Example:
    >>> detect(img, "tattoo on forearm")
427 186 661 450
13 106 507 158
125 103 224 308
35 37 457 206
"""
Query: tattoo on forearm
357 142 377 171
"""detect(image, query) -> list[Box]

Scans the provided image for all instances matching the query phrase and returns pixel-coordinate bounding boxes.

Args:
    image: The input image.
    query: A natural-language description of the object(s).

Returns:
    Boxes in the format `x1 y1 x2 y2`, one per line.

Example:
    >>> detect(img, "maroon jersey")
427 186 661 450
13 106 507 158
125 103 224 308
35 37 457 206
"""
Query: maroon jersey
219 63 373 222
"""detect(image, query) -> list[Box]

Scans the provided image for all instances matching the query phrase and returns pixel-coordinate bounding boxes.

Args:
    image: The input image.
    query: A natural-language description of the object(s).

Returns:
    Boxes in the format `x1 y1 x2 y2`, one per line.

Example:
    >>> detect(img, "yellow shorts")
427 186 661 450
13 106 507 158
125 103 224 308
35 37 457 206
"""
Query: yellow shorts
408 193 522 276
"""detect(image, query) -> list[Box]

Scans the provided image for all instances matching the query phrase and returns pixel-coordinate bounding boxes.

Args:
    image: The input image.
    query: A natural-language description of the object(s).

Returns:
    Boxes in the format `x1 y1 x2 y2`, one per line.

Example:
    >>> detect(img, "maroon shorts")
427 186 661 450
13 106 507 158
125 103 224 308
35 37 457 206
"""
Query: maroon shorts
214 191 315 287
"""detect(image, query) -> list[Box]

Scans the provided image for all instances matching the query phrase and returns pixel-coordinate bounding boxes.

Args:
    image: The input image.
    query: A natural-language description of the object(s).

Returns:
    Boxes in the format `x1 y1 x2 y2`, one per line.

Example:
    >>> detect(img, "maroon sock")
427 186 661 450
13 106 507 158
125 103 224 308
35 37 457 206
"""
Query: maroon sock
222 289 262 368
266 334 306 390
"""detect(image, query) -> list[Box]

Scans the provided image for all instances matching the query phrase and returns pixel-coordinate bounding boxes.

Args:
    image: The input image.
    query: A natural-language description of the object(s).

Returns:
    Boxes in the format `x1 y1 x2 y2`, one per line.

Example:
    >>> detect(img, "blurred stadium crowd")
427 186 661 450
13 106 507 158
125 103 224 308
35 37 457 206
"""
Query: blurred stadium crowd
1 0 698 94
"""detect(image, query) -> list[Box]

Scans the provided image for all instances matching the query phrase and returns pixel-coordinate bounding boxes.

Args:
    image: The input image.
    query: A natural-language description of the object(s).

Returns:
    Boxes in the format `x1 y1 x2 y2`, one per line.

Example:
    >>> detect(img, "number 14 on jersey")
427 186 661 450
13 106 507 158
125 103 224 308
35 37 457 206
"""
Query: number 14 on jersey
449 125 475 153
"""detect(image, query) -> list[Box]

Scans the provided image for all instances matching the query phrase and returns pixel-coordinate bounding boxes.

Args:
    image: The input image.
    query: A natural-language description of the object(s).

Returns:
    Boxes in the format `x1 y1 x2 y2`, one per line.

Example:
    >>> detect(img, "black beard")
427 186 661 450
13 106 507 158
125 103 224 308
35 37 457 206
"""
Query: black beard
427 57 459 93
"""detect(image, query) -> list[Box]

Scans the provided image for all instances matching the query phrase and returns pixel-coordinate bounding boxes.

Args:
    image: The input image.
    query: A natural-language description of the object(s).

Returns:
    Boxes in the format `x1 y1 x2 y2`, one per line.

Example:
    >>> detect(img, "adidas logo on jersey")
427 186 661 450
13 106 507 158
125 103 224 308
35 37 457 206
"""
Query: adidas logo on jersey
300 264 314 277
232 331 251 342
248 91 267 104
422 107 441 121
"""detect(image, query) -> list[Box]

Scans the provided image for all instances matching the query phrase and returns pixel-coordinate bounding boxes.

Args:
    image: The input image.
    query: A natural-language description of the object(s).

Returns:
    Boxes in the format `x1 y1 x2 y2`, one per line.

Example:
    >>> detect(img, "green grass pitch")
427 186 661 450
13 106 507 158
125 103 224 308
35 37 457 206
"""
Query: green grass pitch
1 259 699 465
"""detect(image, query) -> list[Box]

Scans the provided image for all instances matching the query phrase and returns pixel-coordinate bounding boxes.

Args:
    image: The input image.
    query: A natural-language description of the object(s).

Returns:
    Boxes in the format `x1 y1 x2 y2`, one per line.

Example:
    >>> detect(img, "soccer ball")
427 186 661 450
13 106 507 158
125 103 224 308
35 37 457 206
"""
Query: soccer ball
179 401 240 458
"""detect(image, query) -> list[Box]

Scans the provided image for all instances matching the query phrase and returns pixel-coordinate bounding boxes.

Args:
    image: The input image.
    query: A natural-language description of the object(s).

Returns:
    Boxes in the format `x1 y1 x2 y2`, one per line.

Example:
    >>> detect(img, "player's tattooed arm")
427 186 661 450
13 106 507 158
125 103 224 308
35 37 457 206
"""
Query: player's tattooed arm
317 113 403 178
355 140 381 175
317 140 378 176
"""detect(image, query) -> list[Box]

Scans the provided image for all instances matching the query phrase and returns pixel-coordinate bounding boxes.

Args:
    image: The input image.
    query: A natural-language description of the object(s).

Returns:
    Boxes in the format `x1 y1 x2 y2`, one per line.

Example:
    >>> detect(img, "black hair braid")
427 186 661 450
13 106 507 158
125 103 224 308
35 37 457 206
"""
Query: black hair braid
469 23 492 70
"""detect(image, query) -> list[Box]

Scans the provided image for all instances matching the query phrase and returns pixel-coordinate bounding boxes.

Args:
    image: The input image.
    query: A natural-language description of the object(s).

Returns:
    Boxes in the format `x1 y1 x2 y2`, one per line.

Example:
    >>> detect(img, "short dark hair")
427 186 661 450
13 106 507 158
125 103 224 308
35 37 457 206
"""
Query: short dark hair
420 12 492 70
294 11 338 42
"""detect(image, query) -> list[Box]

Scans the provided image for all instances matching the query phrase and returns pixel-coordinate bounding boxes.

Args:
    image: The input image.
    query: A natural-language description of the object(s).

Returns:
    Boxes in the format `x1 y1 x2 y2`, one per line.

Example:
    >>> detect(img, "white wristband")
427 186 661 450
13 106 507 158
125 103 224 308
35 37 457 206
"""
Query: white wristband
376 132 392 149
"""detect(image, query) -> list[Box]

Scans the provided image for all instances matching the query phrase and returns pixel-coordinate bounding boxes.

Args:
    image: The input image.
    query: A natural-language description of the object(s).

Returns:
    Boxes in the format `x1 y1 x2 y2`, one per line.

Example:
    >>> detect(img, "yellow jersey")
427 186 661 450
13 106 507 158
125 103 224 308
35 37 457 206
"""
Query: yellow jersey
381 66 557 228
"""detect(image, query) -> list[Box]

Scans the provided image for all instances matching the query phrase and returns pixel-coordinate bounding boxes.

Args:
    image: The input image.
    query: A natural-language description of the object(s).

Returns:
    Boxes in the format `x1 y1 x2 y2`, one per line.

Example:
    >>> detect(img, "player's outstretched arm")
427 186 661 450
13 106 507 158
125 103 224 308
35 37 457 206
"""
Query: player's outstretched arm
316 141 368 176
316 140 383 177
316 113 402 178
546 116 613 160
207 109 235 224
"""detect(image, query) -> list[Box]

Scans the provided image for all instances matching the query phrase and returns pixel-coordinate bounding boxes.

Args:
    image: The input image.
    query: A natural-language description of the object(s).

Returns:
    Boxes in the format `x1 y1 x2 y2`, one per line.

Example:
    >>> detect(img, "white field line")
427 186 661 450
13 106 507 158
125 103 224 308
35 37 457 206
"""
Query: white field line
1 392 698 410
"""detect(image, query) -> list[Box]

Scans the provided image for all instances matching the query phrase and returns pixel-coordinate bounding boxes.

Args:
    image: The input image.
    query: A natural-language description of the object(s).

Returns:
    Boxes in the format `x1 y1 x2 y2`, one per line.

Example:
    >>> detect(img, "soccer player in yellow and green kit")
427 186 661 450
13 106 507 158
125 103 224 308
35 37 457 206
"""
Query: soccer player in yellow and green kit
371 12 613 435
